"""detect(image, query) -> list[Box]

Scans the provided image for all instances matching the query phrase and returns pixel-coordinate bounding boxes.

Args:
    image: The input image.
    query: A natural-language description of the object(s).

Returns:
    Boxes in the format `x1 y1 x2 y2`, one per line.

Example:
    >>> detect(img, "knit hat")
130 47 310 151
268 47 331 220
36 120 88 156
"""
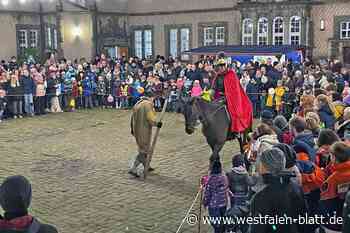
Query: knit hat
273 115 288 131
0 176 32 214
232 154 245 168
273 143 297 169
259 148 286 174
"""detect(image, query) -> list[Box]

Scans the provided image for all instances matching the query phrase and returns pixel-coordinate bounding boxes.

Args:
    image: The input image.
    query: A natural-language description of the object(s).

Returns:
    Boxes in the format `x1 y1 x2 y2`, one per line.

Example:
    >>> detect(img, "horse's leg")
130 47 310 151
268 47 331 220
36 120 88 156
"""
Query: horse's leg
210 143 224 163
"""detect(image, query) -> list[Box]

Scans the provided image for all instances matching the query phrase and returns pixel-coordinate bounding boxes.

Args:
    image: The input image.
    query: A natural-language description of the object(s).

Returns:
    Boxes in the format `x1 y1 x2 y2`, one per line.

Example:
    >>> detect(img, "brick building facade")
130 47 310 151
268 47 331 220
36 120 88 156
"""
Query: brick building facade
0 0 349 64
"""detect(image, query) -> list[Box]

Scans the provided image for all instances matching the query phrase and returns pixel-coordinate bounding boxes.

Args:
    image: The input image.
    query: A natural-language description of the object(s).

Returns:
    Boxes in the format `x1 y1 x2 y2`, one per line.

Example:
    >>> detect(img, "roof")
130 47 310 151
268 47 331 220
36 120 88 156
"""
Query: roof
184 45 309 56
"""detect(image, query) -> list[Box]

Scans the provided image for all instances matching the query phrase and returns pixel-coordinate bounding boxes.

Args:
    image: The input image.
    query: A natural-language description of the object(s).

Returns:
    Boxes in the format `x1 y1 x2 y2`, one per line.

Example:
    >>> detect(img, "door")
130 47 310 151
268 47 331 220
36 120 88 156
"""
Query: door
344 47 350 65
118 47 128 58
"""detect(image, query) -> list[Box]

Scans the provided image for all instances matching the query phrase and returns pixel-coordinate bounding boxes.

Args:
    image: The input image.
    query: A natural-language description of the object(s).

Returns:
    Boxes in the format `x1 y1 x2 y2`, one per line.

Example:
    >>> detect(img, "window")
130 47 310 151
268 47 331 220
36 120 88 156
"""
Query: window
133 29 153 58
134 30 143 58
340 21 350 39
46 26 52 49
204 27 214 46
144 30 152 58
216 27 225 45
242 18 253 45
180 28 190 60
273 17 284 45
53 28 58 50
290 16 301 45
18 30 27 55
258 18 268 45
169 29 178 57
29 30 38 48
180 28 190 52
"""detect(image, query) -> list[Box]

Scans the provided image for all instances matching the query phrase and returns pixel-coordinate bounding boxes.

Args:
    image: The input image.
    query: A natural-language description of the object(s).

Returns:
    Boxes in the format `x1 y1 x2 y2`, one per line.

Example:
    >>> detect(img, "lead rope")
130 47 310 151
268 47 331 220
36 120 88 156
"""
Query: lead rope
175 187 202 233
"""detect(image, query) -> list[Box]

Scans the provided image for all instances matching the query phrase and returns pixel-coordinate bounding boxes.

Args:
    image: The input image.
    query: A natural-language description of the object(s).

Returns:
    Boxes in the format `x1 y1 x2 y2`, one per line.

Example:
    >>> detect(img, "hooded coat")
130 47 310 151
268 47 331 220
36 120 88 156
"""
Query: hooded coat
0 176 58 233
130 97 157 154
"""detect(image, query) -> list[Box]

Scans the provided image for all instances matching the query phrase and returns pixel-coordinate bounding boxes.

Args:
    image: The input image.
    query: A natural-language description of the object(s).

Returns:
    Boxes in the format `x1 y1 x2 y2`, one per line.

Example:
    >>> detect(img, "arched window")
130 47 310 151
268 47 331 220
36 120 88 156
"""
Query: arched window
273 17 284 45
290 16 301 45
242 18 253 45
258 17 268 45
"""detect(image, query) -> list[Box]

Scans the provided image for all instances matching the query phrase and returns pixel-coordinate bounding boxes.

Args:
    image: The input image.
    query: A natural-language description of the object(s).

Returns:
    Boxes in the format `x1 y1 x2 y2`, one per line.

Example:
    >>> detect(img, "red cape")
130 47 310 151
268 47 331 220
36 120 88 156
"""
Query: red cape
224 70 253 133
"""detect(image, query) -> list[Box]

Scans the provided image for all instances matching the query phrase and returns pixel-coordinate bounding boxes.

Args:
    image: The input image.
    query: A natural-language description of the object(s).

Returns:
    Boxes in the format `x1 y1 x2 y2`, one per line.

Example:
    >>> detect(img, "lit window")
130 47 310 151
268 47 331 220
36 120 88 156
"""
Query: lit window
144 30 152 58
204 27 214 46
53 28 58 50
290 16 301 45
242 18 253 45
169 29 178 57
180 28 190 60
258 18 268 45
46 26 52 48
216 27 225 45
340 21 350 39
273 17 284 45
134 30 143 58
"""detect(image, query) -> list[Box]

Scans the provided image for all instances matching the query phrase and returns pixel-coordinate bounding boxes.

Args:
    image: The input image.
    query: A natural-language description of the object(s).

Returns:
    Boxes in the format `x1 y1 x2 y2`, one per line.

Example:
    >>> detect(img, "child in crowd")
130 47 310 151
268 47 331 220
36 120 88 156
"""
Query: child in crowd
275 79 285 114
191 80 202 97
120 81 129 109
97 76 107 108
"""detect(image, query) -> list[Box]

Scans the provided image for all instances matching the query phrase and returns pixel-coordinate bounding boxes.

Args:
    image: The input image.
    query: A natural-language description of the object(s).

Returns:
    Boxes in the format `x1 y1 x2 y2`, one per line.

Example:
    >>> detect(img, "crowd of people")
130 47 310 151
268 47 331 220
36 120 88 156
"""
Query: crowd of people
199 59 350 233
1 52 350 233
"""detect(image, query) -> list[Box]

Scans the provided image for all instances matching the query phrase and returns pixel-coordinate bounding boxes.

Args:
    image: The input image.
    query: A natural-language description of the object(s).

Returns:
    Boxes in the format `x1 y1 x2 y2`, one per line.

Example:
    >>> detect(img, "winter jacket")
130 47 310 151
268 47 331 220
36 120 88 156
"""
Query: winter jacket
33 73 46 97
226 166 256 195
246 80 260 102
203 174 228 209
318 105 336 129
97 80 107 96
293 132 317 162
0 216 58 233
319 161 350 231
82 78 93 97
21 76 35 95
250 173 308 233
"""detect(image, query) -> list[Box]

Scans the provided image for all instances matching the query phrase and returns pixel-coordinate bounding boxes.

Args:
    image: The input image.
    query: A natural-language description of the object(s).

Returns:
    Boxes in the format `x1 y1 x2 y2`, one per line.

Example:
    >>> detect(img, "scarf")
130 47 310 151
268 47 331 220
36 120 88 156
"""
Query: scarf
0 215 33 231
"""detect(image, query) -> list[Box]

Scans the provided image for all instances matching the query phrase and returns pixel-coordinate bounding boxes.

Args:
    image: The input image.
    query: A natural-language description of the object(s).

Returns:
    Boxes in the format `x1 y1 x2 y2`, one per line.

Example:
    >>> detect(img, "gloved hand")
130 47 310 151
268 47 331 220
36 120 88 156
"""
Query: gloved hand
156 122 163 128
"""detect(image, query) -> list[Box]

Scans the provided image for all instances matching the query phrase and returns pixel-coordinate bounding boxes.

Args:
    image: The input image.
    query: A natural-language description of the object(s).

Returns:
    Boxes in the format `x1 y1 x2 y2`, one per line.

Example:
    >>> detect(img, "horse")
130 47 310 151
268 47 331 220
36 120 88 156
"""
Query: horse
179 96 246 162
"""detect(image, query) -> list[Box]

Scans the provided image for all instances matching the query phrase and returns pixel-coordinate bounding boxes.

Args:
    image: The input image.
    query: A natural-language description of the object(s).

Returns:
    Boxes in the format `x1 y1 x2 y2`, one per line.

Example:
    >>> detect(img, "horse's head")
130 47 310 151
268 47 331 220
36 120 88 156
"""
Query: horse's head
179 97 200 135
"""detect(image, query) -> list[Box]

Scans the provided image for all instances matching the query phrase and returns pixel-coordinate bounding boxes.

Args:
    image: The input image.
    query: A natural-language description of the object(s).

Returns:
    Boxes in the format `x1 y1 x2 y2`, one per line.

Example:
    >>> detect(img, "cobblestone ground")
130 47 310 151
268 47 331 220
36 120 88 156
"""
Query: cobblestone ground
0 109 238 233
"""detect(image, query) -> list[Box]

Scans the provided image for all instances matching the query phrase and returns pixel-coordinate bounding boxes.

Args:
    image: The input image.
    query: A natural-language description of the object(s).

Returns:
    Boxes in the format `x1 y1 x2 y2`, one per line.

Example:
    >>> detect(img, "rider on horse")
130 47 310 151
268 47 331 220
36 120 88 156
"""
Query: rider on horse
211 56 253 134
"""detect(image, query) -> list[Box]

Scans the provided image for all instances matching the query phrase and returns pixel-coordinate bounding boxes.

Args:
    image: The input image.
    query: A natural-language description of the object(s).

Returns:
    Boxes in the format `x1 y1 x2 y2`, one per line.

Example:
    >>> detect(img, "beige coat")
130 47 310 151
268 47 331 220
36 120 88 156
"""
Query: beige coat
131 97 157 154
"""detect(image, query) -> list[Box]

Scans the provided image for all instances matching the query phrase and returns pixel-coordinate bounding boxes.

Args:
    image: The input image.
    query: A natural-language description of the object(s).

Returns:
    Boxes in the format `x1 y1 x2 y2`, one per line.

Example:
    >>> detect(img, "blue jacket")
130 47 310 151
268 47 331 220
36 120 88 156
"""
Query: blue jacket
318 105 335 129
82 78 93 96
293 132 317 162
21 75 35 95
246 80 260 102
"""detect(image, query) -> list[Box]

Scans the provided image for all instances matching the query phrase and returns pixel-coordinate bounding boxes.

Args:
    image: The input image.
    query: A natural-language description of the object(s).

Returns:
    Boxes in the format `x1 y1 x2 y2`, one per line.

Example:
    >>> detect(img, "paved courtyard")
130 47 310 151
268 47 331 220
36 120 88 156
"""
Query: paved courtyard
0 109 237 233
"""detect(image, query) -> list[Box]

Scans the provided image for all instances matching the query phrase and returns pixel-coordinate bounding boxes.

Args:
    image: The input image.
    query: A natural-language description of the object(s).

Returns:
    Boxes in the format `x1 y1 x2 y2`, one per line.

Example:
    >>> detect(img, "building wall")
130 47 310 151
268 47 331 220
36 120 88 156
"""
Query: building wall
0 14 18 60
311 1 350 59
61 12 93 60
128 10 240 56
128 0 236 13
